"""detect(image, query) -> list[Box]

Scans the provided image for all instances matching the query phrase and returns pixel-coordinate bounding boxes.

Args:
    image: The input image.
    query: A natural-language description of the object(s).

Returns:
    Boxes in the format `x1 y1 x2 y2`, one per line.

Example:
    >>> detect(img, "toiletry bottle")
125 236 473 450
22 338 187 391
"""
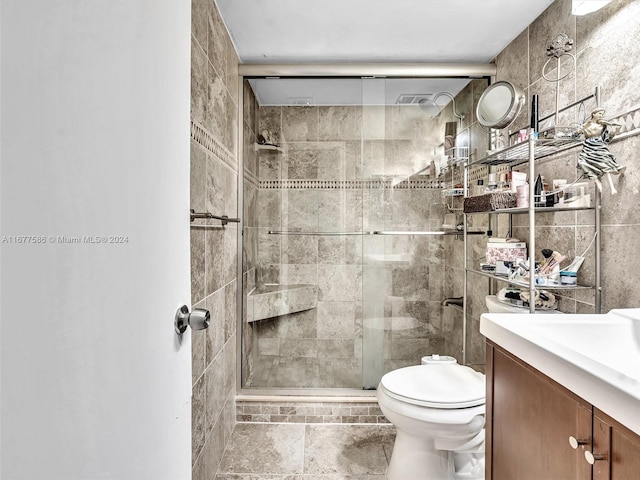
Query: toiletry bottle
473 179 484 196
429 160 436 177
546 181 556 207
486 173 497 192
516 183 529 208
534 174 545 207
530 95 539 139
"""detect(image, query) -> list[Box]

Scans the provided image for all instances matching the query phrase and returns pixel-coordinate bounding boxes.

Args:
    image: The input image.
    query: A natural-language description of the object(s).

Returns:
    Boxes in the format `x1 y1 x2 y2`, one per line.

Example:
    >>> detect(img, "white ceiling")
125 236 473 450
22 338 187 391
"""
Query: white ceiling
215 0 554 64
216 0 555 106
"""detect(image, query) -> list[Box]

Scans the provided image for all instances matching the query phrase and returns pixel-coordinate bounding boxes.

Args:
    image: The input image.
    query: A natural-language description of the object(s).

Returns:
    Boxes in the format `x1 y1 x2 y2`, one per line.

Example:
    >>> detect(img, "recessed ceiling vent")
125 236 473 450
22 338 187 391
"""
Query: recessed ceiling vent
396 94 433 105
288 97 315 106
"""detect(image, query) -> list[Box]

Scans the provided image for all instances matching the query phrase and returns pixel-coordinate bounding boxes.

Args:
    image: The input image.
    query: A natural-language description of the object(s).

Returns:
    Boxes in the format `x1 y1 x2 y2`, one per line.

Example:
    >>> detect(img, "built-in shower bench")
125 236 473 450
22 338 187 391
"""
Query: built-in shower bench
246 283 317 322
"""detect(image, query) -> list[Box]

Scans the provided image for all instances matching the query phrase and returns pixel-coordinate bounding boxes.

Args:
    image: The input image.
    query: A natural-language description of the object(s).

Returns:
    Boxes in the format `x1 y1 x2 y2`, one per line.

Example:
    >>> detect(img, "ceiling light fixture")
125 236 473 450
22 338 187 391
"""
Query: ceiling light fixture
572 0 612 15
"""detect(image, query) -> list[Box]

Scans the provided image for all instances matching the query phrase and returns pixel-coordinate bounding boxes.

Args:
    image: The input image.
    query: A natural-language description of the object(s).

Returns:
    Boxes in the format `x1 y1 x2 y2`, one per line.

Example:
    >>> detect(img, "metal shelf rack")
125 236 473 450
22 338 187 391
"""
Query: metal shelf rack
462 128 602 321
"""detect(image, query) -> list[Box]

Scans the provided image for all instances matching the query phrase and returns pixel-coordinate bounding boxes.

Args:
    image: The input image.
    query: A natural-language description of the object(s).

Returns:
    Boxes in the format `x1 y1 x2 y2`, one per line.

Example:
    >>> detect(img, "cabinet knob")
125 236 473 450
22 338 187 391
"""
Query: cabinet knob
585 451 606 465
568 436 588 449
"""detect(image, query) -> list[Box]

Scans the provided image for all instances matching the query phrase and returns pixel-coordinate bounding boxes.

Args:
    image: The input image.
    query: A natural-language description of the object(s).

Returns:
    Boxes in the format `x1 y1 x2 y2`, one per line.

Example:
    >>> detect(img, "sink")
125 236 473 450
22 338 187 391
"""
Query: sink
480 308 640 436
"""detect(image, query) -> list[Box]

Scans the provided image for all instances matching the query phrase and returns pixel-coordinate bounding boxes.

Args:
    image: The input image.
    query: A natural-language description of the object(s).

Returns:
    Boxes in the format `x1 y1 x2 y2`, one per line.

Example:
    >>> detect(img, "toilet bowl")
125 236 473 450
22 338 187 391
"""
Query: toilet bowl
377 364 486 480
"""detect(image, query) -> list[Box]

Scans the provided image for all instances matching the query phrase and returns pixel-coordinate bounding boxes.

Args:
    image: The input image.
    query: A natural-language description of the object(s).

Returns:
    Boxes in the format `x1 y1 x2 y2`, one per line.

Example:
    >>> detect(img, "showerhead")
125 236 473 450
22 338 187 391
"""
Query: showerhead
418 98 439 116
416 92 464 121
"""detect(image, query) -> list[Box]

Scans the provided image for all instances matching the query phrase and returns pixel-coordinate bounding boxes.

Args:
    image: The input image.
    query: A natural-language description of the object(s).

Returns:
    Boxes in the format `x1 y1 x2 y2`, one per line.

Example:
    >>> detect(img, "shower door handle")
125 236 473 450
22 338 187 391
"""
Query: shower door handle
174 305 210 334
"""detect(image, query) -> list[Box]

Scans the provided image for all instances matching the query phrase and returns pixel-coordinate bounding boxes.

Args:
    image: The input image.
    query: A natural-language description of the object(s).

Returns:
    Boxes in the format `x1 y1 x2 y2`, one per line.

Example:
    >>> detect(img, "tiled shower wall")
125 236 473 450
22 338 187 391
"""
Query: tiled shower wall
190 0 239 479
240 99 482 388
254 104 366 387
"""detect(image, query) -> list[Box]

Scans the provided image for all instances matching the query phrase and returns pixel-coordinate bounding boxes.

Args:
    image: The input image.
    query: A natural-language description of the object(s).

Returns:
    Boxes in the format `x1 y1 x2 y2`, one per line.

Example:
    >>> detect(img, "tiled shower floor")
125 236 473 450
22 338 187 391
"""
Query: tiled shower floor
248 356 363 388
215 423 395 479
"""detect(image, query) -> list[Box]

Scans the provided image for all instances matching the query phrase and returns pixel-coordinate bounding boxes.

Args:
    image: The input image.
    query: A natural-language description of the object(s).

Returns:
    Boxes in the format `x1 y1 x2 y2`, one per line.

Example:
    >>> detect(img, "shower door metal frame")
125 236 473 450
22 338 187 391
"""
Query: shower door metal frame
236 63 497 396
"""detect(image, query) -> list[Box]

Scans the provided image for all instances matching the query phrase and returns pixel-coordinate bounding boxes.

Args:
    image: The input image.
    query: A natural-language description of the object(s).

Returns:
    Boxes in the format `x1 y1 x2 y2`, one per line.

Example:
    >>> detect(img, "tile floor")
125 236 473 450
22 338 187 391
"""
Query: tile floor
215 422 396 479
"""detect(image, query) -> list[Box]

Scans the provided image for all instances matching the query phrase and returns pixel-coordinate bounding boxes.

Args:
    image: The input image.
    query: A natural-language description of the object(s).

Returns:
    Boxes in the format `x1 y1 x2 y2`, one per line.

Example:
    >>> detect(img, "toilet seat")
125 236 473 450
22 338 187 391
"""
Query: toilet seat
379 365 485 409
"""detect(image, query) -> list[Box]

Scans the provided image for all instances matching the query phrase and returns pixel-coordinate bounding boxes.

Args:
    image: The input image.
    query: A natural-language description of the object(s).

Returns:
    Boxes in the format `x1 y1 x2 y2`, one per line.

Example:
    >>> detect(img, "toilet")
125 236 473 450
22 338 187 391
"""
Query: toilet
377 361 486 480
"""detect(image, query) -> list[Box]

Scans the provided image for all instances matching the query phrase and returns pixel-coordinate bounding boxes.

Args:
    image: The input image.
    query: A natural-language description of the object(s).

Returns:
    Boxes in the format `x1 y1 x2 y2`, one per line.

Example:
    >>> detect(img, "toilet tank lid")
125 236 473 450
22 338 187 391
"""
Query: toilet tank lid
380 365 485 408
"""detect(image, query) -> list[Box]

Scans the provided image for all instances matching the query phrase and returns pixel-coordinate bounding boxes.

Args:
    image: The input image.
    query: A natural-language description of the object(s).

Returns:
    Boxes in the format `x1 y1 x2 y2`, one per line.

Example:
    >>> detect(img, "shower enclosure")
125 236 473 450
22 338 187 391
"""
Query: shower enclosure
239 69 491 392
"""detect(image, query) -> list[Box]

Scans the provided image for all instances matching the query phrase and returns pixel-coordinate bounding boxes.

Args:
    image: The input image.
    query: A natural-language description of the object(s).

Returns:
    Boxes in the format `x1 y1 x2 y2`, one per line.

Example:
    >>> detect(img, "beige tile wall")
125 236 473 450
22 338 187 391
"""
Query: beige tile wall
454 0 640 367
190 0 239 478
498 0 640 313
191 0 640 448
243 103 469 387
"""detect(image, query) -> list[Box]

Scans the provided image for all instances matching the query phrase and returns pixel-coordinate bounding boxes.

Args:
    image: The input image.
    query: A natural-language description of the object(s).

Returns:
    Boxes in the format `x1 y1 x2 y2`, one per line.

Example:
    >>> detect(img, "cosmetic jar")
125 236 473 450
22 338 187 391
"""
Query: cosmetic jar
516 184 529 207
560 271 577 286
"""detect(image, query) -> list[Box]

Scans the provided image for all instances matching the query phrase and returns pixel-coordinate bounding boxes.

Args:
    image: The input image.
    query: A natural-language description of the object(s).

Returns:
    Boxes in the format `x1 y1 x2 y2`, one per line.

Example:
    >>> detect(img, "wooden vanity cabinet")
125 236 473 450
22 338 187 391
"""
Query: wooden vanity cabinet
592 409 640 480
486 342 592 480
487 342 640 479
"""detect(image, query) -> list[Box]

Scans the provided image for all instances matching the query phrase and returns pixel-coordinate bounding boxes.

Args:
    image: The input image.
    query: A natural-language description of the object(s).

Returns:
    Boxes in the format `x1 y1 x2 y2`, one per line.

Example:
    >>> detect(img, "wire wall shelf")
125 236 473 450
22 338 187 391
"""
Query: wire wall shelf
467 137 581 168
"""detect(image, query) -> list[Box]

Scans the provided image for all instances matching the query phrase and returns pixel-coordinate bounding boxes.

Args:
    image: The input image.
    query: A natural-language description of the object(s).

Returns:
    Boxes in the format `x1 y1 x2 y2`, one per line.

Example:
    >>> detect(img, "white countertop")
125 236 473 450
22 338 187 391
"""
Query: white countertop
480 308 640 435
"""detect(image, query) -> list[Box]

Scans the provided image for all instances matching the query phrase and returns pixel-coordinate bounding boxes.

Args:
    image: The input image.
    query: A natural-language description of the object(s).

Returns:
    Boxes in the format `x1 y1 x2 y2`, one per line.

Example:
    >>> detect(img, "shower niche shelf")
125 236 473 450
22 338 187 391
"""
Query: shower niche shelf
254 143 284 153
444 146 470 167
394 146 469 185
442 188 465 197
246 283 317 323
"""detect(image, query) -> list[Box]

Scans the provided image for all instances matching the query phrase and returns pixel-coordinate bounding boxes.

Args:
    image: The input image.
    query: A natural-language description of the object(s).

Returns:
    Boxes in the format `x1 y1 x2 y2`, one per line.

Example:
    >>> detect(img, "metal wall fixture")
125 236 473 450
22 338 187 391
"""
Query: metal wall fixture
267 230 485 236
238 63 497 78
190 209 240 226
476 81 525 130
429 91 465 121
174 305 210 335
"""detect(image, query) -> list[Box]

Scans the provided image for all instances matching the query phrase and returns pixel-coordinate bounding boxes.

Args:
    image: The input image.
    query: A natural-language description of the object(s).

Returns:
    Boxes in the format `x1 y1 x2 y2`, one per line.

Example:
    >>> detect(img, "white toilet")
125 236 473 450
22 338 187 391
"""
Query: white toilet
377 361 486 480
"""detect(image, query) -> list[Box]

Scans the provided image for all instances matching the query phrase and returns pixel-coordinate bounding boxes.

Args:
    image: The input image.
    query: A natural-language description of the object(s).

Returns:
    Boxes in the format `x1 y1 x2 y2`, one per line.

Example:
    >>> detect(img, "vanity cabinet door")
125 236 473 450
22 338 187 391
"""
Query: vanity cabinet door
592 409 640 480
487 343 592 480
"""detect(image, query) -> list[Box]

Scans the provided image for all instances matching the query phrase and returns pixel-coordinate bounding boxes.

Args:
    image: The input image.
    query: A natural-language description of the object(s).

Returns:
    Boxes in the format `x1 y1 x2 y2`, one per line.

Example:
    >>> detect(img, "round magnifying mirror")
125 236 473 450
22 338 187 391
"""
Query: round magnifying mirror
476 81 525 129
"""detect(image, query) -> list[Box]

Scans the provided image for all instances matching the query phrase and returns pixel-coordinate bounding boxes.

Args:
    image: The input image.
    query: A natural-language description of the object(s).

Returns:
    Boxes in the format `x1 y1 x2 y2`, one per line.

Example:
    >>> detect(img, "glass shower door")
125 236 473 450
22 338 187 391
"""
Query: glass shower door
360 78 464 388
240 75 483 391
241 77 366 389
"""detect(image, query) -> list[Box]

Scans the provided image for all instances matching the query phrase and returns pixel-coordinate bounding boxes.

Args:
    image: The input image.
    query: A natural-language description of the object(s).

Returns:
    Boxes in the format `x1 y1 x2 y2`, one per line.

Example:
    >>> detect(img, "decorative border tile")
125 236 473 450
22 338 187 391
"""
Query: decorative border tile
236 399 390 425
467 165 491 183
610 104 640 141
190 119 238 172
259 178 443 190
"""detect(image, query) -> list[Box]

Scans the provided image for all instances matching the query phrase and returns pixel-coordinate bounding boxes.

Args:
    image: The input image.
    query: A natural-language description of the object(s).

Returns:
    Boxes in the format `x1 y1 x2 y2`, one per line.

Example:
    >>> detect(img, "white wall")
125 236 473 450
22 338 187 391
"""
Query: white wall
1 1 192 478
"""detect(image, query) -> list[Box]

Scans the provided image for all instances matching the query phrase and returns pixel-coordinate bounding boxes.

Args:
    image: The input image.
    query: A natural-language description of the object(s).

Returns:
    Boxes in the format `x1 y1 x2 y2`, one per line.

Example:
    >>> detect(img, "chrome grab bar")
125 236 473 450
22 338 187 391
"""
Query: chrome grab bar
190 209 240 226
267 230 485 236
268 231 371 236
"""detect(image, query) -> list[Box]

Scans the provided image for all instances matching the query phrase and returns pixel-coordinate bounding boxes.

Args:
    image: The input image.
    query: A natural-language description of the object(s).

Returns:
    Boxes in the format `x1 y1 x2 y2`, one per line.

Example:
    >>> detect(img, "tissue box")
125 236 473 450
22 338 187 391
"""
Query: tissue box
486 241 527 265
